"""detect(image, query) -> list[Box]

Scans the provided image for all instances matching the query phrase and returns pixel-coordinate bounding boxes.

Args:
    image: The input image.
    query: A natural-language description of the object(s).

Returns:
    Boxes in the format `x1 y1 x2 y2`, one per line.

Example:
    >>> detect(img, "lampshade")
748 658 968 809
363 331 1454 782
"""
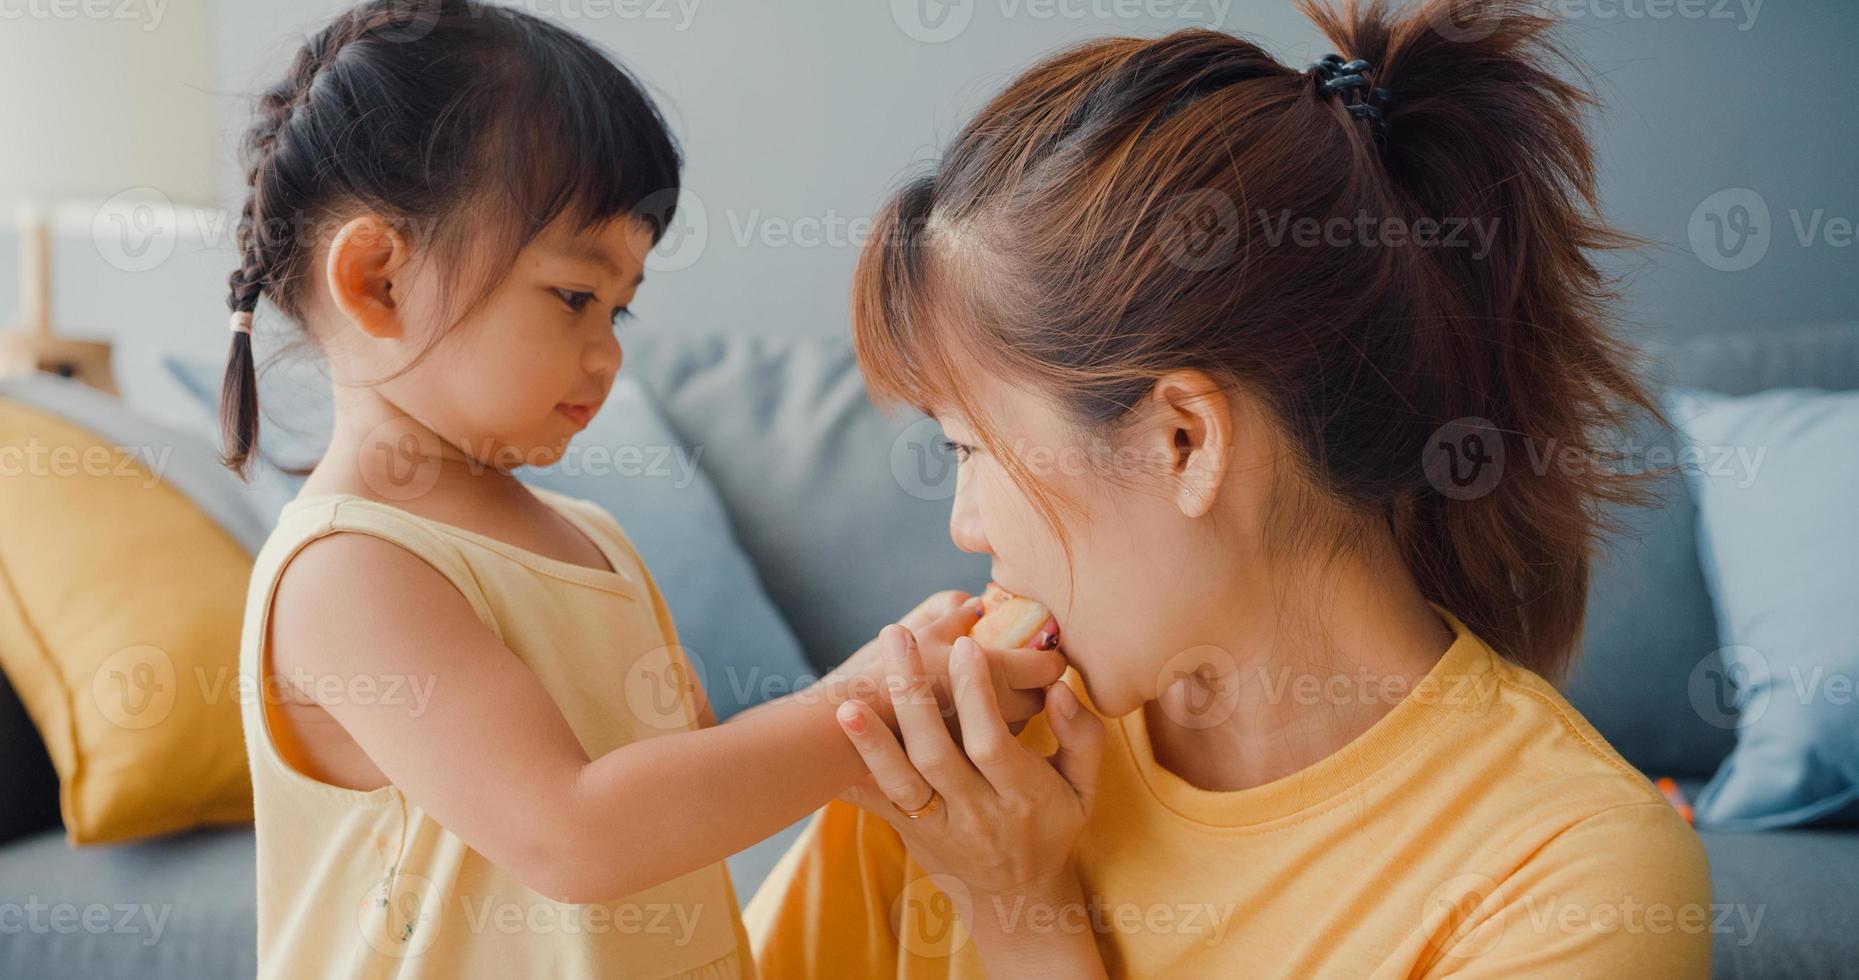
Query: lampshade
0 0 217 211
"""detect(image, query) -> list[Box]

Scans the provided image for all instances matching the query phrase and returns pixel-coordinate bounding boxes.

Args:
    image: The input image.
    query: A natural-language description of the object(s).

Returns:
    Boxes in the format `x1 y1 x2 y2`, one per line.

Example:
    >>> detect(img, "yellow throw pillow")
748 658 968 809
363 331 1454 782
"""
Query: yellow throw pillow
0 397 253 844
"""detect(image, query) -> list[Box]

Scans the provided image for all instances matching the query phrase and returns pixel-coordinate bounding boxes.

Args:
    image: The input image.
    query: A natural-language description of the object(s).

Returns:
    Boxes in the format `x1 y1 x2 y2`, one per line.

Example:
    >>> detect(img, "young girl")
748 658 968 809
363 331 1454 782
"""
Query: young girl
749 0 1713 977
220 3 1063 976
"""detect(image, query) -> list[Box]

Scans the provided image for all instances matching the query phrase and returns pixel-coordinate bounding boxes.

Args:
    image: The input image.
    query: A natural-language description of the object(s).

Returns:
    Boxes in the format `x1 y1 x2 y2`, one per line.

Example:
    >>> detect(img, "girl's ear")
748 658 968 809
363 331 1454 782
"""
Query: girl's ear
325 214 413 340
1145 369 1237 519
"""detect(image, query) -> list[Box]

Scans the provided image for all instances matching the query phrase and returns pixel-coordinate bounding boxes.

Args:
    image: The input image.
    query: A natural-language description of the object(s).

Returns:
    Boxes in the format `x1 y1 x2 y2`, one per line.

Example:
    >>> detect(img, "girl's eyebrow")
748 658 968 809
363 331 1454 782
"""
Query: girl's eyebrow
546 240 645 288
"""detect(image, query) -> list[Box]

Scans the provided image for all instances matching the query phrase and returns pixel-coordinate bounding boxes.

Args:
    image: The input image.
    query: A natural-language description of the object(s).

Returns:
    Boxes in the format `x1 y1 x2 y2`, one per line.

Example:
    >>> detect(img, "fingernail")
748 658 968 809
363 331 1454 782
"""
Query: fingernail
1035 630 1058 651
1056 684 1080 719
837 703 867 734
963 597 984 615
884 628 910 661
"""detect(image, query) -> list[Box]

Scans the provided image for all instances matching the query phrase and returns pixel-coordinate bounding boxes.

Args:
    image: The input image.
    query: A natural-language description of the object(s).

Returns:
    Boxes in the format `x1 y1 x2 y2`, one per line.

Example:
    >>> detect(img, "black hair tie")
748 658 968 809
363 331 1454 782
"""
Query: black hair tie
1308 53 1392 138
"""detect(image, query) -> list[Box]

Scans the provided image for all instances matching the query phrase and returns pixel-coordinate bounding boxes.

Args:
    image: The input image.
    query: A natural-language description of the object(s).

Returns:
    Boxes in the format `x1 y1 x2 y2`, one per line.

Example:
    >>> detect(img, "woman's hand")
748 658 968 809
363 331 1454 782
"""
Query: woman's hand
835 626 1109 977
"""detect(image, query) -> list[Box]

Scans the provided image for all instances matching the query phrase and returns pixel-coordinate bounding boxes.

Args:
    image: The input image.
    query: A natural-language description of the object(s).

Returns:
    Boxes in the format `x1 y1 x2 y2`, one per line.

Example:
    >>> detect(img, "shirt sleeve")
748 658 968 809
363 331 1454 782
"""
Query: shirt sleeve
1422 800 1714 979
742 799 914 978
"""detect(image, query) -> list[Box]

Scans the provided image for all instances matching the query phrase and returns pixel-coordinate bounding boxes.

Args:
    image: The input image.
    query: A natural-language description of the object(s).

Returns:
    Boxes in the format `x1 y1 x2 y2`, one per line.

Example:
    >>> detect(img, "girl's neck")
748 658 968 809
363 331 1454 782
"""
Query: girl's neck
1143 530 1454 794
301 385 525 508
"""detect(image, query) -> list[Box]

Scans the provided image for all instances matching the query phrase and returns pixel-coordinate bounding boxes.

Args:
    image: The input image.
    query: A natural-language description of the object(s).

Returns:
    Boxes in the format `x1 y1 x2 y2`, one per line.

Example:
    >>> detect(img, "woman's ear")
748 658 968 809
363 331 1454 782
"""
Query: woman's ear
1146 370 1234 519
325 214 412 340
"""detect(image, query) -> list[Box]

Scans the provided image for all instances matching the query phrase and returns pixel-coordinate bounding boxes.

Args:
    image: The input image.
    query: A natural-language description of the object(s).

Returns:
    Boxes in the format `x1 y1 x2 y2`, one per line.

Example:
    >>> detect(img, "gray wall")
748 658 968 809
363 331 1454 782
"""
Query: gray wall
2 0 1854 423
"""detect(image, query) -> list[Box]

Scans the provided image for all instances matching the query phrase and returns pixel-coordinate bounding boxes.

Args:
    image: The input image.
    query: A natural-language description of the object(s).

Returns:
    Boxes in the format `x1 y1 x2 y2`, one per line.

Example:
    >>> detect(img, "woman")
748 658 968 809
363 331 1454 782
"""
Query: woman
747 0 1712 976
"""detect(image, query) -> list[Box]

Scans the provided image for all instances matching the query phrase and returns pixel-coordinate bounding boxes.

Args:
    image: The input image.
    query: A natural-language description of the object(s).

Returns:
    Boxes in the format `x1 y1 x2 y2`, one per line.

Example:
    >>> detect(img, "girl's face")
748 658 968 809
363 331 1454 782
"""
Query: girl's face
935 366 1271 719
349 215 656 471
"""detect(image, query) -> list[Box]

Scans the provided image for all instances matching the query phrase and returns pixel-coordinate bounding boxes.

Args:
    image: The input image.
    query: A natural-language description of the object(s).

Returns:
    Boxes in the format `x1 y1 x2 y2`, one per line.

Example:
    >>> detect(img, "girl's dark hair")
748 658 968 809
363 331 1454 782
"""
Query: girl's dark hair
852 0 1657 681
220 0 681 479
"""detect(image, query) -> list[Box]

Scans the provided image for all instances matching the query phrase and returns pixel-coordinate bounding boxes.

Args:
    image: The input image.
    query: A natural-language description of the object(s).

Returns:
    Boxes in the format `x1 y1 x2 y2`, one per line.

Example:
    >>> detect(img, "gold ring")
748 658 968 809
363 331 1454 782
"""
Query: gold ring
892 789 943 820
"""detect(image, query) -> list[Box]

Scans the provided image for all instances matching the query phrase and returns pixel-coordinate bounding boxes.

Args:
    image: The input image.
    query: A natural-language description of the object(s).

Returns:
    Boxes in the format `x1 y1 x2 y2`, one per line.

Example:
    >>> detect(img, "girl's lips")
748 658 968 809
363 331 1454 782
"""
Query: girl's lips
556 403 595 427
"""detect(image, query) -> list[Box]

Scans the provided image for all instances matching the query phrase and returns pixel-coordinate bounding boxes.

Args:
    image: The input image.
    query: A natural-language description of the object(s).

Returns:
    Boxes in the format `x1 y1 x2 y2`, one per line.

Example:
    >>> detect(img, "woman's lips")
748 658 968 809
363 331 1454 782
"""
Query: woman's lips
556 403 595 427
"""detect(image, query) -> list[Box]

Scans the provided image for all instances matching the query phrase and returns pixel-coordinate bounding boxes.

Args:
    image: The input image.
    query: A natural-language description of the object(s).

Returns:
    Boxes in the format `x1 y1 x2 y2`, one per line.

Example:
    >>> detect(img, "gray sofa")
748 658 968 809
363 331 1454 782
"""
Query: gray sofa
2 323 1855 979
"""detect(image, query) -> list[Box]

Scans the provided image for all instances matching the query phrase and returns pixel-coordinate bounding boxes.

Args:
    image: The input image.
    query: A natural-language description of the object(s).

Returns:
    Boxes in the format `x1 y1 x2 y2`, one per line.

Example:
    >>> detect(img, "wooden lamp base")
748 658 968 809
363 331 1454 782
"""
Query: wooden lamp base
4 206 118 396
0 329 117 396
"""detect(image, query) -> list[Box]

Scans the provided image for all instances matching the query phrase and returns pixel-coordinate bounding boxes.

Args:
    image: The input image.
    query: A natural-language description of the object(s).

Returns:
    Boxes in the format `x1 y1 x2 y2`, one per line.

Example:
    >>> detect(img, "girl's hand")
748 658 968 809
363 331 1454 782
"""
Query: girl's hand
835 627 1108 974
832 592 1065 734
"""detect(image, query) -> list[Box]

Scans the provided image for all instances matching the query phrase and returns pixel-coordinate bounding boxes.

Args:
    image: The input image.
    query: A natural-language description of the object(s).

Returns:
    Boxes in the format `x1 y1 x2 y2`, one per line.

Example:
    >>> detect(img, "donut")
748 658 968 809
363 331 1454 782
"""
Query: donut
971 582 1060 651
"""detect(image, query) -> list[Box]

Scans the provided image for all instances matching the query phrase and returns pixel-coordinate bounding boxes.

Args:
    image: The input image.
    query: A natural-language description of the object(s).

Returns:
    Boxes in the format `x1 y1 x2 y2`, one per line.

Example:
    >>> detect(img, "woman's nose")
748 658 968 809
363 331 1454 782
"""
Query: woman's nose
948 470 991 554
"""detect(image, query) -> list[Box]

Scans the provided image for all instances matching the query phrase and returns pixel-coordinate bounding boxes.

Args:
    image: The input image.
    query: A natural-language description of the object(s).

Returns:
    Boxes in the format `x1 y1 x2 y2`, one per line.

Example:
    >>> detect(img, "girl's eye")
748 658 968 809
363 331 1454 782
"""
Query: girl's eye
556 289 634 328
940 439 973 462
554 288 596 313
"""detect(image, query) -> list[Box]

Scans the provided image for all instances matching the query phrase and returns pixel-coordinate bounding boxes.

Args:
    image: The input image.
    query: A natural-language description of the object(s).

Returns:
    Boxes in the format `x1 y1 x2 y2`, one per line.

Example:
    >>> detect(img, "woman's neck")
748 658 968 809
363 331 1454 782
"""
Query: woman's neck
1143 532 1455 794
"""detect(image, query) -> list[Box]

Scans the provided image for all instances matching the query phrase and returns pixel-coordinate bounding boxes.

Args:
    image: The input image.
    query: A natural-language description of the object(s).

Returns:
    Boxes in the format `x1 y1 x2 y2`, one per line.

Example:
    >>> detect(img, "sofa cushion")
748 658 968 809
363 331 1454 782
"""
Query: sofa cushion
1674 386 1859 829
1563 323 1859 780
620 333 989 671
0 377 255 844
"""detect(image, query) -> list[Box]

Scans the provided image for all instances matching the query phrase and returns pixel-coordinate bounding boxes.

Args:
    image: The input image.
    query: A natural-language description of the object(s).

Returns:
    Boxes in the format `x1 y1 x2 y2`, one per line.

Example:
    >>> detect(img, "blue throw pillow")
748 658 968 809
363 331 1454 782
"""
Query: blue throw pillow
1671 386 1859 830
163 356 812 721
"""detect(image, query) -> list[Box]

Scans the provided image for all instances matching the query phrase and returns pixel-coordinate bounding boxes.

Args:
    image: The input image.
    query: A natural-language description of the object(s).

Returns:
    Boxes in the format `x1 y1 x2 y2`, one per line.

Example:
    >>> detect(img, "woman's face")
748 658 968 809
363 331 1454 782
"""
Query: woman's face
935 366 1269 718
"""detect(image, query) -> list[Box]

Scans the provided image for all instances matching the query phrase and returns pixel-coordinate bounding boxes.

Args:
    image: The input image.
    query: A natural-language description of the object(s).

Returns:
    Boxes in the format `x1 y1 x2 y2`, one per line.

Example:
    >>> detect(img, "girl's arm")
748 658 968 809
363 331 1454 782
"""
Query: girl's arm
269 532 1063 904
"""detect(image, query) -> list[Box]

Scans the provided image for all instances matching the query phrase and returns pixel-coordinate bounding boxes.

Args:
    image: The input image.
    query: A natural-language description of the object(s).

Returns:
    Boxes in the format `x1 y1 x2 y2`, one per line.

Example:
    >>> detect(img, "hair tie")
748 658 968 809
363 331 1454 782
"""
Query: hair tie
229 310 254 335
1308 53 1392 137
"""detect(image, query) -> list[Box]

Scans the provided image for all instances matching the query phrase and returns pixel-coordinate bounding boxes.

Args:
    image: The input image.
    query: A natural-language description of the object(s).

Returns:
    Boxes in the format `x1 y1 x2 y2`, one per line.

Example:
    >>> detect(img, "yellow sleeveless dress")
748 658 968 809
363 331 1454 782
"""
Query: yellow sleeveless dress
237 486 754 979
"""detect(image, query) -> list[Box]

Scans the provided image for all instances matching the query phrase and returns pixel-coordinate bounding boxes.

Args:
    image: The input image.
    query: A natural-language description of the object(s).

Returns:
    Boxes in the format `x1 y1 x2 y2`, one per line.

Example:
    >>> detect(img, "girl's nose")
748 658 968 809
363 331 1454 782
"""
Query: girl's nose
584 331 622 380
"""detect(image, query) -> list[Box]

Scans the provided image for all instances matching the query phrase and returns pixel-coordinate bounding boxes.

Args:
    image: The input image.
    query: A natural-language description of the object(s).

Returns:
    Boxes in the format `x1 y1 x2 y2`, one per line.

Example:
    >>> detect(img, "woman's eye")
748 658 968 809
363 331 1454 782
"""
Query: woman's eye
610 307 634 327
940 439 973 462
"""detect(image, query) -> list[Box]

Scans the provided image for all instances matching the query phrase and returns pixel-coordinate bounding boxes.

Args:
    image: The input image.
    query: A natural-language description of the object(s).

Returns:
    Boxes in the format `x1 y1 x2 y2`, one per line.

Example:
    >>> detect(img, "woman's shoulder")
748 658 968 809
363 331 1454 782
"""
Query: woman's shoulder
1476 651 1669 807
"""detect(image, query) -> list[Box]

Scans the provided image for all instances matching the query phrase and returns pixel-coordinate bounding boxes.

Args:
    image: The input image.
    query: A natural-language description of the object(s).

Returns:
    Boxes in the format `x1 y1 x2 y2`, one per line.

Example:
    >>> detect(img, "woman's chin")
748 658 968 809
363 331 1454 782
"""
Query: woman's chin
1065 660 1136 719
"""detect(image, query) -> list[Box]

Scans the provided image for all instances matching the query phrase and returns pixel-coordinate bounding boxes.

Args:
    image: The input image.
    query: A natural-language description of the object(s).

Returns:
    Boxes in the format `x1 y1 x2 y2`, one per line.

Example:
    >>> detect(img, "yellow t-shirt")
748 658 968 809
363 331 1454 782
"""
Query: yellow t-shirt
745 609 1712 978
239 487 754 979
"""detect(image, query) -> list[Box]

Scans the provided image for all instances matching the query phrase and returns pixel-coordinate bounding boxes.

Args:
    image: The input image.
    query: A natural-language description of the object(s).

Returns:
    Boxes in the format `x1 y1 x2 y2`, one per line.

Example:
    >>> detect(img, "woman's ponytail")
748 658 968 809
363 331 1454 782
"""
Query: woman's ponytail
1298 0 1660 679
